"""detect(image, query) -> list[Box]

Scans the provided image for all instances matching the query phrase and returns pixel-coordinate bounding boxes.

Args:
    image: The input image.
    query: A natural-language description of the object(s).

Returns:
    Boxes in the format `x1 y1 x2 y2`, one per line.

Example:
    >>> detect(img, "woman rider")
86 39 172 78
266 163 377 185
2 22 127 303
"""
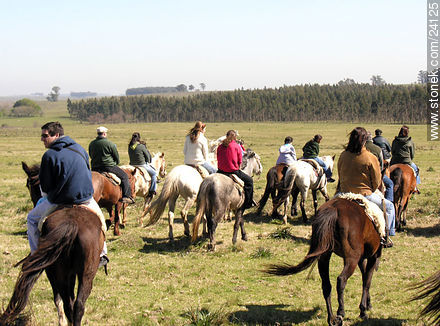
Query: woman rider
184 121 217 174
302 134 335 183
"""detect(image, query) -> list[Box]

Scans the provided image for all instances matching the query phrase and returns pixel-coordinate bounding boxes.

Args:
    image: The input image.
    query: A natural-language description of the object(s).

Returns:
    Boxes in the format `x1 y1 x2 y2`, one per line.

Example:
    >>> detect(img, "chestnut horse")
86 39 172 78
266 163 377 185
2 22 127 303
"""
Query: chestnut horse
389 163 417 231
91 170 136 236
265 197 383 326
0 163 105 326
411 269 440 325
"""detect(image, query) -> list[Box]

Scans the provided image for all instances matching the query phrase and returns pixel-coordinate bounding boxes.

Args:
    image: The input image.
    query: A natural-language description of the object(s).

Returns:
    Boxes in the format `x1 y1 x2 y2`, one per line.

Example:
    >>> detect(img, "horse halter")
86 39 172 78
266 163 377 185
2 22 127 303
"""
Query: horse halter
26 173 40 189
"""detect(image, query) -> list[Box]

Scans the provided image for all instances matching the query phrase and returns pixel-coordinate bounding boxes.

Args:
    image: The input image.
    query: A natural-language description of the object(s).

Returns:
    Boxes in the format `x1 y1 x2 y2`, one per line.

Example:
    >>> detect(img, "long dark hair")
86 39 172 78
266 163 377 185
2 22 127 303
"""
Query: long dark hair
188 121 206 143
129 132 146 147
346 127 367 154
398 125 409 137
222 130 237 146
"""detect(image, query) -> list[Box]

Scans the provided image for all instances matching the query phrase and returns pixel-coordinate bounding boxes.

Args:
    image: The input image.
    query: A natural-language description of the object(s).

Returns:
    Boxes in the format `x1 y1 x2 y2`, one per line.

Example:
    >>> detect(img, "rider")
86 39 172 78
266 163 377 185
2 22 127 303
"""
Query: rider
390 125 421 190
27 122 109 266
373 129 392 162
128 132 157 196
366 131 394 202
276 136 297 165
337 127 395 247
89 126 135 204
217 130 254 210
184 121 217 174
302 134 335 183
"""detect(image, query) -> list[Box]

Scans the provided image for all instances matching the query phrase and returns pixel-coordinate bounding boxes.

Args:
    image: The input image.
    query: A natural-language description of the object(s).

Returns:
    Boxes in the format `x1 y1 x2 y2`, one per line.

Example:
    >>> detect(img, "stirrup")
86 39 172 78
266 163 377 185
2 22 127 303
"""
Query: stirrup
381 237 393 248
99 255 109 275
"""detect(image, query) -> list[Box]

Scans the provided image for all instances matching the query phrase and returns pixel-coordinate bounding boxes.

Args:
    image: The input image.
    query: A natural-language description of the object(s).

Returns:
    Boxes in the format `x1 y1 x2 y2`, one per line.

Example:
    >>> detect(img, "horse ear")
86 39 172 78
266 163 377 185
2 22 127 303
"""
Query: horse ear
22 161 31 175
160 152 165 158
332 155 336 161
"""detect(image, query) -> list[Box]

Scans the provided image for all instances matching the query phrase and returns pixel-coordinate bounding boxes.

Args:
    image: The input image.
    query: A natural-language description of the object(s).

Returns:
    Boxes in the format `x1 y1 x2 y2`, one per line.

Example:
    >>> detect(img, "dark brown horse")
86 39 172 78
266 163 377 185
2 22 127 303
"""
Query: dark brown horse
91 170 136 236
0 164 105 326
411 269 440 325
265 198 383 326
389 163 417 231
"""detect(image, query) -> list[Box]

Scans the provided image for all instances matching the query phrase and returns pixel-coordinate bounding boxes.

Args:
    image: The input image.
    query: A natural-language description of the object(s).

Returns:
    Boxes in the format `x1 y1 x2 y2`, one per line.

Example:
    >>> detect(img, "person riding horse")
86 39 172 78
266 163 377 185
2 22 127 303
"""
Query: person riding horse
302 134 335 183
89 126 135 204
128 132 158 196
391 125 421 192
337 126 395 247
217 130 255 211
184 121 217 174
373 128 392 161
27 121 109 266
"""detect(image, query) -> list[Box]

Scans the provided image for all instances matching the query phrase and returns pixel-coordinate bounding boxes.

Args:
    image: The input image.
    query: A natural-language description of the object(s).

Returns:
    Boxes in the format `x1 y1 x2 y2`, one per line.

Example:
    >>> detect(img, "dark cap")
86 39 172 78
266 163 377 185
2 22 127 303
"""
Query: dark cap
375 129 382 135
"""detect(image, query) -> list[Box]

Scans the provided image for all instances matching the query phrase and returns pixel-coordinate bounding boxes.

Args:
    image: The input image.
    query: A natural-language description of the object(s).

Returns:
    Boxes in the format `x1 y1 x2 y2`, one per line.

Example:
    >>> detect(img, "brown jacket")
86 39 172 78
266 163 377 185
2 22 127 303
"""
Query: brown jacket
337 147 381 196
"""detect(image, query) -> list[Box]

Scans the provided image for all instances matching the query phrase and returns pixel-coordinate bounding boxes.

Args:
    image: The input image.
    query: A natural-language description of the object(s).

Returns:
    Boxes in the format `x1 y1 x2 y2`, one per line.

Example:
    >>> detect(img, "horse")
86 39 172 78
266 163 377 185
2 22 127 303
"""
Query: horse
257 163 298 224
265 197 383 326
145 150 262 241
120 152 166 226
411 269 440 325
388 163 417 231
0 164 106 326
91 169 136 236
191 150 263 250
291 155 334 222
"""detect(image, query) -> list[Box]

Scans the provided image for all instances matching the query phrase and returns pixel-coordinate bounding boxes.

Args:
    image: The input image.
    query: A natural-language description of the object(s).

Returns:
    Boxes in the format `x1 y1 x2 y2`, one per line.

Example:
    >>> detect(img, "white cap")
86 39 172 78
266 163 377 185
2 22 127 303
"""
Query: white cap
97 126 108 133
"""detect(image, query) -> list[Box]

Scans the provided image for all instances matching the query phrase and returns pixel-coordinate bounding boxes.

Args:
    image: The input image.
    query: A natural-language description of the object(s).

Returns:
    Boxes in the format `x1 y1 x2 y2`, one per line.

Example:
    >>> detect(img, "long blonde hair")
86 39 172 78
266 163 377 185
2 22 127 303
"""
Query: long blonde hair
188 121 206 142
222 130 237 146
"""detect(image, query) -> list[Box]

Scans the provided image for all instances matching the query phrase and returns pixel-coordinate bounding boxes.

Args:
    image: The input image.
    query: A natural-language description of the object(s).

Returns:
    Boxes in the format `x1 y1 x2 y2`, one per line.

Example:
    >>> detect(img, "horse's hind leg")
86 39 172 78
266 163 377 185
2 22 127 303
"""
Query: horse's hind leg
336 257 358 320
167 194 179 240
234 209 247 242
181 196 196 237
318 252 340 326
300 188 309 223
291 187 300 216
312 190 318 217
358 256 377 319
46 267 75 326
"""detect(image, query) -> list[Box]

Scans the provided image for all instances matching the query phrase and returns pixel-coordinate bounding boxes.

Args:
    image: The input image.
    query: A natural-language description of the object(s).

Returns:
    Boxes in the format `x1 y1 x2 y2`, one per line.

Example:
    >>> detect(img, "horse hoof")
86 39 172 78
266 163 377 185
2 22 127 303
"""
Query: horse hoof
329 315 343 326
242 234 248 241
184 231 190 237
360 311 368 320
120 224 125 229
105 220 112 230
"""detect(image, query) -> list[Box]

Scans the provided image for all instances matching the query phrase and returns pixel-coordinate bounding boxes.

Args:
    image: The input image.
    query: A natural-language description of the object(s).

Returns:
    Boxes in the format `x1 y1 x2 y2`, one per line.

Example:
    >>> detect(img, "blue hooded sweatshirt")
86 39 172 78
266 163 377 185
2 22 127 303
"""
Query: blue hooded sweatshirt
39 135 94 204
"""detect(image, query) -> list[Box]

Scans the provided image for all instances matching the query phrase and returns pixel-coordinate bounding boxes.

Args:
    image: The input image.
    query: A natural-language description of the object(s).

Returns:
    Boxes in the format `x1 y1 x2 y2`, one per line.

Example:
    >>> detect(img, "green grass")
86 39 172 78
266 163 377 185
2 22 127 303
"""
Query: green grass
0 100 439 325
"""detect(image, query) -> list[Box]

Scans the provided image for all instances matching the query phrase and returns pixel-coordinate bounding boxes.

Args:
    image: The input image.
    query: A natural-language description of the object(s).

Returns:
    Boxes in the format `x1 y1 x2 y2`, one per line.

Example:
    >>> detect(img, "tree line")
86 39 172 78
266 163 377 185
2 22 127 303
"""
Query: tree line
67 84 427 123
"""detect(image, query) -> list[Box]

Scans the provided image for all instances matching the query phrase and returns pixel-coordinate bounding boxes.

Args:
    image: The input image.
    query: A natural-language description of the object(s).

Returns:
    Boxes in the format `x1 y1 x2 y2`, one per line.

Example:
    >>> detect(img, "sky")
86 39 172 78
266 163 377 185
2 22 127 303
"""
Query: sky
0 0 426 96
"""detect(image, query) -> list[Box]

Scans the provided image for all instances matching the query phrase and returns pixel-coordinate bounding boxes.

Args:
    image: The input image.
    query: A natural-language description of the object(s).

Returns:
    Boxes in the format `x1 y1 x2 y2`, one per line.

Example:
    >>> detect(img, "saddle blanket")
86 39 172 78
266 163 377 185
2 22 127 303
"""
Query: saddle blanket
37 198 107 235
334 192 386 237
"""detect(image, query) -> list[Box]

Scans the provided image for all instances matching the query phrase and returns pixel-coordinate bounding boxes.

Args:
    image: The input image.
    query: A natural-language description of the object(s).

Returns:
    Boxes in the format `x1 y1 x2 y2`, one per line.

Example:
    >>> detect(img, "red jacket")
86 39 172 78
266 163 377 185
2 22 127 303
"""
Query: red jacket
217 140 242 172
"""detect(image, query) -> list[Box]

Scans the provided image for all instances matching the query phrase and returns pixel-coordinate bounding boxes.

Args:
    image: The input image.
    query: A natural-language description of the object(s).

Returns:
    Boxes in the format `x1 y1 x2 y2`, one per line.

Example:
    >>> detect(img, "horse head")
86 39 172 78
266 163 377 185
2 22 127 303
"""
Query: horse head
322 155 336 174
22 161 42 207
152 152 167 179
241 150 263 177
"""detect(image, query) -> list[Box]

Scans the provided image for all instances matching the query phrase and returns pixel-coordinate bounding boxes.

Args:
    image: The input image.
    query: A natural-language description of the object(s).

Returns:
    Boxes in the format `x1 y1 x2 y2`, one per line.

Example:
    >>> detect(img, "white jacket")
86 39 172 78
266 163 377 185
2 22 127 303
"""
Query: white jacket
184 134 209 165
276 143 297 165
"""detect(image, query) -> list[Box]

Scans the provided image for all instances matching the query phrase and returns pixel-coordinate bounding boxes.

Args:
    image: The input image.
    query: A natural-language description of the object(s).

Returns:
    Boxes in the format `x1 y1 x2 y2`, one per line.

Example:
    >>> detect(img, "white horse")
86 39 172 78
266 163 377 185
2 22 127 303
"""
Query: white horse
291 155 335 222
120 152 167 226
145 150 262 240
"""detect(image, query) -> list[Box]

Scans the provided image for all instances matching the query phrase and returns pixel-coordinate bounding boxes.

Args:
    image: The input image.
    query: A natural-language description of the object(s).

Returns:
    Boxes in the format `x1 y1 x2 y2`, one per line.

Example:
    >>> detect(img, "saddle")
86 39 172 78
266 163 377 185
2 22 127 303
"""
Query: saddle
334 191 386 238
275 163 289 183
186 164 210 179
102 172 121 185
300 159 323 178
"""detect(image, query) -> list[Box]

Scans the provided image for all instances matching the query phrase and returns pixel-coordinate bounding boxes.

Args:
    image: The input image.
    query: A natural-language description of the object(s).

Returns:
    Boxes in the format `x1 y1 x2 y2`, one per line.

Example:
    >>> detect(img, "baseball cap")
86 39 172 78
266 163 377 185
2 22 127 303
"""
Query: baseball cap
97 126 108 133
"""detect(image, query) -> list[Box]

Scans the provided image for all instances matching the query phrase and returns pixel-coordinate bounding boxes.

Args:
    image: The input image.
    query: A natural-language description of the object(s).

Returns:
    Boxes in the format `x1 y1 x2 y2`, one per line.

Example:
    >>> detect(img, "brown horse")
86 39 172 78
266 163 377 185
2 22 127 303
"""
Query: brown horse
91 170 136 236
0 164 105 326
265 197 383 326
22 162 41 207
389 163 417 231
411 269 440 325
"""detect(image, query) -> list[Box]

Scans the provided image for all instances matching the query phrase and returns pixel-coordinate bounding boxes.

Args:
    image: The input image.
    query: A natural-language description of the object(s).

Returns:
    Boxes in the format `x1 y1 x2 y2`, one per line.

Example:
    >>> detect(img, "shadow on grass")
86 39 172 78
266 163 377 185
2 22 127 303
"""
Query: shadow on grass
351 317 407 325
230 304 320 325
404 223 440 238
10 230 27 237
139 235 192 254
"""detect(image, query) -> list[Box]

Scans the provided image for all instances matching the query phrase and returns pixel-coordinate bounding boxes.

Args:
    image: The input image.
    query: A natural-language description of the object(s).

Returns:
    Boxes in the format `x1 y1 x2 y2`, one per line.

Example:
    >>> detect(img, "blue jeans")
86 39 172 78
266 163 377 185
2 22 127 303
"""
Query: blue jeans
312 157 332 179
364 193 396 236
410 162 421 184
141 163 158 192
383 175 394 202
202 161 217 174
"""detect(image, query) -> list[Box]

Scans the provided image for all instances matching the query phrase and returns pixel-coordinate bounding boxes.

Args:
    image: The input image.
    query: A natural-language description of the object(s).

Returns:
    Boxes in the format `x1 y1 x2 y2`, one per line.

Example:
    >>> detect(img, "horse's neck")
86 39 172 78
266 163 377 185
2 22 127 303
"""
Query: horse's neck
241 158 255 177
151 155 160 170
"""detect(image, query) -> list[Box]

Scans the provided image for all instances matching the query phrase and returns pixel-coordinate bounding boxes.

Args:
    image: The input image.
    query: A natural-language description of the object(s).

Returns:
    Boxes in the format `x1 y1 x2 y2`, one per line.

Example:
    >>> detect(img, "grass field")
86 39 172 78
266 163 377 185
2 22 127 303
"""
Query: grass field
0 100 439 325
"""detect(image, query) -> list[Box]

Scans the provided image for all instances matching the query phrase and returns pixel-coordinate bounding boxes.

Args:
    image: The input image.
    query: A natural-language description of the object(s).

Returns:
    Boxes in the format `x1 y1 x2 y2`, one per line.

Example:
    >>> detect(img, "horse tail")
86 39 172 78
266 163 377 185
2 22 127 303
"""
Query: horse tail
0 219 78 325
264 202 337 276
391 167 403 200
411 269 440 324
191 186 208 243
257 167 277 213
272 165 298 210
145 174 176 226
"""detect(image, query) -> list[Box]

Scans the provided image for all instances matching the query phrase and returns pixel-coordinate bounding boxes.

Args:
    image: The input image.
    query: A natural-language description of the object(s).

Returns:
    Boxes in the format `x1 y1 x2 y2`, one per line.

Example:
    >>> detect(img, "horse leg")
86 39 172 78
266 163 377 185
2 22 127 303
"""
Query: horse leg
206 212 218 251
181 197 195 237
318 252 340 326
358 256 377 319
312 190 318 217
234 209 247 242
300 188 308 223
167 194 179 240
120 203 127 228
291 187 300 216
282 196 289 225
320 187 330 202
46 267 75 326
113 203 121 236
396 200 403 232
401 196 409 226
336 257 358 320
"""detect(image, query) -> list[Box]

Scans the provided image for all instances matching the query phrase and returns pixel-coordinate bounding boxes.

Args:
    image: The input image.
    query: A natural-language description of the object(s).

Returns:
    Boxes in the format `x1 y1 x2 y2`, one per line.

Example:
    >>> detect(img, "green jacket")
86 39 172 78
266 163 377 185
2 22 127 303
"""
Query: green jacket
391 136 415 165
302 140 320 158
88 136 120 169
365 141 383 170
128 142 152 165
